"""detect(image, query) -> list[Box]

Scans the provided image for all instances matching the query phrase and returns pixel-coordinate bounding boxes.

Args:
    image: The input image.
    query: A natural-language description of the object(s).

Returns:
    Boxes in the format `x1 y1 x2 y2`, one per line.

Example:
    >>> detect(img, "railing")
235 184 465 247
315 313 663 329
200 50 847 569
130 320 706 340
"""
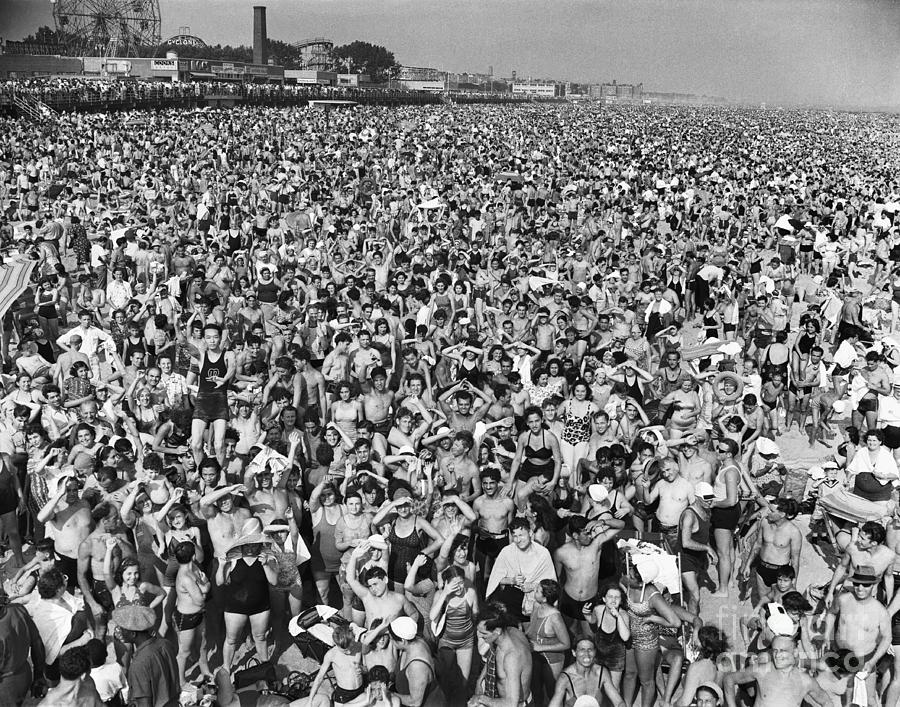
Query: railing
9 91 57 122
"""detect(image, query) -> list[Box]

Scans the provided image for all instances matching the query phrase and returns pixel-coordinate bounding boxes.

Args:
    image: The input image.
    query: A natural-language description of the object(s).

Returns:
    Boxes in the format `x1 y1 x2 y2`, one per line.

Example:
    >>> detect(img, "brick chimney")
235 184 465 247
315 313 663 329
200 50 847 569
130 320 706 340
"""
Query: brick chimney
253 6 267 66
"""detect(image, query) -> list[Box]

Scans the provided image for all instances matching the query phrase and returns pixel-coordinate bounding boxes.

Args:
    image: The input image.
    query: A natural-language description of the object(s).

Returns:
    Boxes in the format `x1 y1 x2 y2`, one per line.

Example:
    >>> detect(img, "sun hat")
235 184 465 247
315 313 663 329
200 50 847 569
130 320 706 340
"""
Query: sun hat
225 518 272 556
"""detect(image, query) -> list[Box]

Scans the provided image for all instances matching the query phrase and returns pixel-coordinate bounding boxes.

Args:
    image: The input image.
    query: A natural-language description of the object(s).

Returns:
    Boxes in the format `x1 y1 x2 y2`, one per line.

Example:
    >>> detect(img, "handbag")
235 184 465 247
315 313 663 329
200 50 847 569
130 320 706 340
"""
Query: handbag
233 657 277 689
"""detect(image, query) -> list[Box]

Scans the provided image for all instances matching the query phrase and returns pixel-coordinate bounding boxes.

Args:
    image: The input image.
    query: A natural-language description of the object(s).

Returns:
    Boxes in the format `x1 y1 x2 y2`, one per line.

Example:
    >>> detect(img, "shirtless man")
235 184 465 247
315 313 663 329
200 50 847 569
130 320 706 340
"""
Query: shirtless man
822 566 891 707
485 385 515 422
349 330 382 391
639 458 694 545
740 498 803 603
244 463 289 528
362 367 395 438
548 637 625 707
723 635 830 707
173 541 211 685
321 332 351 394
470 606 533 707
438 430 480 502
345 542 419 636
294 348 328 425
439 380 493 435
473 469 516 584
37 475 92 594
825 521 896 609
199 484 253 562
77 502 133 639
677 434 713 488
553 515 620 628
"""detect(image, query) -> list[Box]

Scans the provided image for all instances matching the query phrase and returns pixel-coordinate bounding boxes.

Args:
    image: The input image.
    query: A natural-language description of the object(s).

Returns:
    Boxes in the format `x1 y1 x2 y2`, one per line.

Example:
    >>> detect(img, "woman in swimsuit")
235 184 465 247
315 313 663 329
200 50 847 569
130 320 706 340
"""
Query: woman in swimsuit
509 407 562 502
557 380 597 477
586 583 631 692
216 523 280 671
548 636 626 707
104 553 164 667
329 381 364 445
527 579 570 704
430 565 478 682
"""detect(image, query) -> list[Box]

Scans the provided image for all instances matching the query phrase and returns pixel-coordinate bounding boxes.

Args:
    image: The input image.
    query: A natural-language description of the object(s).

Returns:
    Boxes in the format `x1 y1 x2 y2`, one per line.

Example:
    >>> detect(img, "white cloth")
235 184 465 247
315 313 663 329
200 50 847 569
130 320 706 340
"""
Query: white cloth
26 594 80 663
847 446 900 484
486 541 556 615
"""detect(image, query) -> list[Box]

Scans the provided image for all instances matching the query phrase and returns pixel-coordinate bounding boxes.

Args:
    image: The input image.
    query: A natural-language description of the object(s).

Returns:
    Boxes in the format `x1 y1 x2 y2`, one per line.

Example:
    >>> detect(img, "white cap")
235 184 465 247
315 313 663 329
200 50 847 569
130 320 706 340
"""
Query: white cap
396 446 416 458
588 484 609 503
756 437 780 456
808 465 825 480
390 616 418 641
694 481 715 499
573 698 600 707
832 400 847 414
766 611 795 637
369 534 388 550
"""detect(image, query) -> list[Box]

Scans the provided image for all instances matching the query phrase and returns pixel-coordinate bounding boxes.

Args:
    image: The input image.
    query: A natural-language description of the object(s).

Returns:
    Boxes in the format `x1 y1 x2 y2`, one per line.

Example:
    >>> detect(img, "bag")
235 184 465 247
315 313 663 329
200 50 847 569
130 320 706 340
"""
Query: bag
291 631 330 663
233 657 277 689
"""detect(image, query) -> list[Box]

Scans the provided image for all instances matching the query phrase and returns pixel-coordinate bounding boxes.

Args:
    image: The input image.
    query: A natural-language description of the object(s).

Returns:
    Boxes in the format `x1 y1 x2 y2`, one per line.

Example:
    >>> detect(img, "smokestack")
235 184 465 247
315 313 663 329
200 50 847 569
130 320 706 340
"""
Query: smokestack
253 6 267 66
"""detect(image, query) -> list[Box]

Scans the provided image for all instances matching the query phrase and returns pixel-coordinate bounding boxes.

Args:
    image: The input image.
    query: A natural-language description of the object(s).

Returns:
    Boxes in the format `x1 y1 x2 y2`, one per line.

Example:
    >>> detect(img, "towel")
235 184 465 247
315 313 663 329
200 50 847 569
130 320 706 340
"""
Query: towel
851 671 869 706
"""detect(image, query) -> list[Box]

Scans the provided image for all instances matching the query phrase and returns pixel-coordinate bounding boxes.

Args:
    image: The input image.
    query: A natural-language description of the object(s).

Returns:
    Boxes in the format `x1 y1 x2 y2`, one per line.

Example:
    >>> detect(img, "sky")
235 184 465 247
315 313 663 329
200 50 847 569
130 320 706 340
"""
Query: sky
2 0 899 109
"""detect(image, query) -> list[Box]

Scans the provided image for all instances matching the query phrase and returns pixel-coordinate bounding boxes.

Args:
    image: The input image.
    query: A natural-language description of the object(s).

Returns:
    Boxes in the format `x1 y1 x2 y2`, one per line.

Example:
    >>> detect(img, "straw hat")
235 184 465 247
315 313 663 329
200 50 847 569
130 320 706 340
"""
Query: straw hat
226 518 272 556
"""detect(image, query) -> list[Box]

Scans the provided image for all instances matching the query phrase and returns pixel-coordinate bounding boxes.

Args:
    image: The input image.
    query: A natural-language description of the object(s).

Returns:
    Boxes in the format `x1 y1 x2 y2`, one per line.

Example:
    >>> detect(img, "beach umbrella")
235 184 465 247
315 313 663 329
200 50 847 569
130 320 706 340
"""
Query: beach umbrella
774 214 805 233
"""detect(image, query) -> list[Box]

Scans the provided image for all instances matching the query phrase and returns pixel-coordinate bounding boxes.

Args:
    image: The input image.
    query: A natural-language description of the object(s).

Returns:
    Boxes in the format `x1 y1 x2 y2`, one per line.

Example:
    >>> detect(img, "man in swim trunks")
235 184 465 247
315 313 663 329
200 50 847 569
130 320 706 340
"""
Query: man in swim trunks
740 498 803 602
553 515 620 629
822 565 891 706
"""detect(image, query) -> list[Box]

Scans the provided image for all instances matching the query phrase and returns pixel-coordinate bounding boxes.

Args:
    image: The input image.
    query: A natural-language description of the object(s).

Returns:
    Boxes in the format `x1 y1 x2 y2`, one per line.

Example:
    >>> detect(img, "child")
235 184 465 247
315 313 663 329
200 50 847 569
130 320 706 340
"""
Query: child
308 623 368 706
366 664 400 707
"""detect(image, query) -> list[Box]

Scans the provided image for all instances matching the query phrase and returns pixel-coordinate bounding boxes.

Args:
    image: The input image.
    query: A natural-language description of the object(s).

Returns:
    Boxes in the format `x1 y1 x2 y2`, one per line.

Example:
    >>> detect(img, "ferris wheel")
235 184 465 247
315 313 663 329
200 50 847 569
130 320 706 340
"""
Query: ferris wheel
51 0 162 56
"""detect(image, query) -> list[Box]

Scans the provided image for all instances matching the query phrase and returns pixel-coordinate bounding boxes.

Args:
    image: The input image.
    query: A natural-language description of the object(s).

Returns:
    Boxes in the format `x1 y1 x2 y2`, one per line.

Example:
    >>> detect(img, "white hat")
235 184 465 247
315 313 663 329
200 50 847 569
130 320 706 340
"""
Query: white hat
390 616 418 641
396 446 417 458
808 465 825 480
588 484 609 503
696 682 724 703
832 400 847 414
369 534 388 550
573 698 600 707
694 481 715 499
756 438 780 456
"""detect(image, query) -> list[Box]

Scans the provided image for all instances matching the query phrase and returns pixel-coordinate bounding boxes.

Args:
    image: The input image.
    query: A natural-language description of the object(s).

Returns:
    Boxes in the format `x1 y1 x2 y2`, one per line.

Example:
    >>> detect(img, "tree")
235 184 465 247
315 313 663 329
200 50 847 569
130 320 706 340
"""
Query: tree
18 26 63 46
333 41 399 82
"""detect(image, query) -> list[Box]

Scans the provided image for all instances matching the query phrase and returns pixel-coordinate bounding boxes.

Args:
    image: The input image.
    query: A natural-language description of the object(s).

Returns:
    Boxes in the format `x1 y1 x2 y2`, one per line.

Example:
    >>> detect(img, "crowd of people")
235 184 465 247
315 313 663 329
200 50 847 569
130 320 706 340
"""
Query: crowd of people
0 93 898 707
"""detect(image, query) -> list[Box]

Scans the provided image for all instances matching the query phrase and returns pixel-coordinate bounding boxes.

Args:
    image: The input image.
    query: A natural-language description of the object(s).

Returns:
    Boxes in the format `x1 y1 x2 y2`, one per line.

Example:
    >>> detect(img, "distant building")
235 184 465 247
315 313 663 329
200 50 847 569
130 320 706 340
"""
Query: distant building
398 65 444 82
284 69 335 85
512 82 564 98
589 80 643 101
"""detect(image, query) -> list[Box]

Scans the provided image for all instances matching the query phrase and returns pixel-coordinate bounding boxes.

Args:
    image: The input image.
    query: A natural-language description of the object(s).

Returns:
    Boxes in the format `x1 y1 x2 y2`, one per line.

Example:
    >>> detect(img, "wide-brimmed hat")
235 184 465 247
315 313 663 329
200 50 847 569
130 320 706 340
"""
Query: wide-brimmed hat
226 518 272 556
112 605 156 632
